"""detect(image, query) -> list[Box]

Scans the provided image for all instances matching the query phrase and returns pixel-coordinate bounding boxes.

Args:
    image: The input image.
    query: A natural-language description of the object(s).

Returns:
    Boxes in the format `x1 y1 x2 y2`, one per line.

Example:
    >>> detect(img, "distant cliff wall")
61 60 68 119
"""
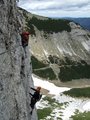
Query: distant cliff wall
19 8 90 82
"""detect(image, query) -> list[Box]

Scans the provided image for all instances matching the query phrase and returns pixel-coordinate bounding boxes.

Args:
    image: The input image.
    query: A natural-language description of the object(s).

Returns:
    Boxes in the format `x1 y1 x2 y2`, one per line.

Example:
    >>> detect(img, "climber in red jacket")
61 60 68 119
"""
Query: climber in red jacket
29 86 42 114
21 31 30 47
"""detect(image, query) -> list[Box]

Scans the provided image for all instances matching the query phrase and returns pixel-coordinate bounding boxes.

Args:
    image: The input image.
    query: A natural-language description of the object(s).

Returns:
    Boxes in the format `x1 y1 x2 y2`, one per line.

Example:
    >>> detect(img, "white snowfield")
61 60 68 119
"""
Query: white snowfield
32 74 90 120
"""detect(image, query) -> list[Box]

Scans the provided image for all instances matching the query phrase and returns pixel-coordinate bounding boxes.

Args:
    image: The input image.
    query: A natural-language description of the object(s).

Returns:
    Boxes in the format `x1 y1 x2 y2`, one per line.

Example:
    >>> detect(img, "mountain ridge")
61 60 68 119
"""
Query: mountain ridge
62 17 90 31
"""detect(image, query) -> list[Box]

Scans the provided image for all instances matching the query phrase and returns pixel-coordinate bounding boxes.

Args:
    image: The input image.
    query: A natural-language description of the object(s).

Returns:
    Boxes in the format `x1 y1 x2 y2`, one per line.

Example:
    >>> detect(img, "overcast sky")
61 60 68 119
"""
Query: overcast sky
18 0 90 18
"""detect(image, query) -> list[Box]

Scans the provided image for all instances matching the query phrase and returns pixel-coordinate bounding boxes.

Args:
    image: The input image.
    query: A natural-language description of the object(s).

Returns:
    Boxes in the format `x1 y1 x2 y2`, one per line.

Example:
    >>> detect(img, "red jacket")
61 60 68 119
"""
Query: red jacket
21 32 30 47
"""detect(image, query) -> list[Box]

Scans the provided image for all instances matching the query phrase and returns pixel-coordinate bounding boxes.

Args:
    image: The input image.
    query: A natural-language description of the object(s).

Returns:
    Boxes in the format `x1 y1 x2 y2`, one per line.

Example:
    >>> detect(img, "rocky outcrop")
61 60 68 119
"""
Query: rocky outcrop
0 1 37 120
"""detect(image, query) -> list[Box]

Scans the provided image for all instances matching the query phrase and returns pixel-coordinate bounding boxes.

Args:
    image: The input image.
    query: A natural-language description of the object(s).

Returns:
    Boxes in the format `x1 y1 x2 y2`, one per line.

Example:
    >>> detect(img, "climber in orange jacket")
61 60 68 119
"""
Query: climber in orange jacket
21 31 30 47
29 86 42 114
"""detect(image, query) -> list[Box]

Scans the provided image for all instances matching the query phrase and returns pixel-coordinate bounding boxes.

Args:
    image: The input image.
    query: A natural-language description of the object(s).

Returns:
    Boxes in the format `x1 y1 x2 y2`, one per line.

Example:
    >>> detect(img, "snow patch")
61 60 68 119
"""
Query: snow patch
32 74 71 95
83 102 90 111
32 74 90 120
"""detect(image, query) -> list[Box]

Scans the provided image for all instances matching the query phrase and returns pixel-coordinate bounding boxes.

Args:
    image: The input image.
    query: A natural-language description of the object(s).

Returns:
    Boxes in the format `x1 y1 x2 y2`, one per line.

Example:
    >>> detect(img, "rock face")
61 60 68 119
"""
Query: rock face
0 1 37 120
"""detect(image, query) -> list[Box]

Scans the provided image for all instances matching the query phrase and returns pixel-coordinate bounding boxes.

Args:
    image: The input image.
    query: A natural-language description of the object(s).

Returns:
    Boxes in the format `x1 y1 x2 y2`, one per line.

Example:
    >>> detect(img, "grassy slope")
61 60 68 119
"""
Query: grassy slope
49 55 90 82
71 111 90 120
63 87 90 98
31 55 90 81
31 55 56 80
37 96 63 120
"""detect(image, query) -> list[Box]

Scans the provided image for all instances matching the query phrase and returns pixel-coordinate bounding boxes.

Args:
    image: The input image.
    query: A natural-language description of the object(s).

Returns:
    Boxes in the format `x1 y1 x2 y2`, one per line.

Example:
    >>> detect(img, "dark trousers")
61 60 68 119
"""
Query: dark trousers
30 97 37 109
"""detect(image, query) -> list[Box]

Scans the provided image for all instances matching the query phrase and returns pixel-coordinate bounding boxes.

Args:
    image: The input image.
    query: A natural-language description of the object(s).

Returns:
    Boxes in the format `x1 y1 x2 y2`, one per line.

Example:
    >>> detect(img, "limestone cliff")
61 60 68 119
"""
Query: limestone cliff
0 0 37 120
